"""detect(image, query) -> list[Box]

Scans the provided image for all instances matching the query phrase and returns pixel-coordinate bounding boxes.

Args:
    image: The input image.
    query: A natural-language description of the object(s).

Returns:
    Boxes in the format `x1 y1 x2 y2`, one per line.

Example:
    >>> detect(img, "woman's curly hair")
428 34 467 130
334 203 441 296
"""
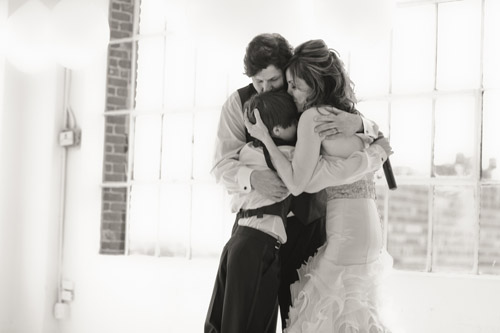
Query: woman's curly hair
286 39 357 113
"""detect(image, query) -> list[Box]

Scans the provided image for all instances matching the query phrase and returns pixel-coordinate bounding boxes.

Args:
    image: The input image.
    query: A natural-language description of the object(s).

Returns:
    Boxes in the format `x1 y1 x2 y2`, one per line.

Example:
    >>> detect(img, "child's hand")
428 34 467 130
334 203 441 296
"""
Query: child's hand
244 109 272 143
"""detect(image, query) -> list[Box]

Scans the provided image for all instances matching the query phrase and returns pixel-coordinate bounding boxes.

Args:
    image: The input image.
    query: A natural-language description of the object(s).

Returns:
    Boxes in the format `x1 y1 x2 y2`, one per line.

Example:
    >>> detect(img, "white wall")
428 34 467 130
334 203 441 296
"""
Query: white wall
0 35 64 333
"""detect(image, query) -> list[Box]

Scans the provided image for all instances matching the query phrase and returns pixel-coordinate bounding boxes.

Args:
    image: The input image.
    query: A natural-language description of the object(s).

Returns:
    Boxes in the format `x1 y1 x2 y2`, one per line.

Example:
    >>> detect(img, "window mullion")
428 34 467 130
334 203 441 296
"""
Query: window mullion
472 0 486 273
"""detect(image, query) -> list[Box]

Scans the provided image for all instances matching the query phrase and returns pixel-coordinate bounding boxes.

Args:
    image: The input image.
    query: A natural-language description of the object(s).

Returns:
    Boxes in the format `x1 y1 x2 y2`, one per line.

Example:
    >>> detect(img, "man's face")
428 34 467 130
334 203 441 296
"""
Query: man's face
251 65 284 93
286 68 313 112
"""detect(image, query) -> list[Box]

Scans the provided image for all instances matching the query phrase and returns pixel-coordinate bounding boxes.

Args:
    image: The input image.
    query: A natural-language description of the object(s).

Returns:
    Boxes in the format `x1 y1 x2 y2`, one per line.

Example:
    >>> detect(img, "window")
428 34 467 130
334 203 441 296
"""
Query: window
100 0 244 257
352 0 500 274
100 0 500 276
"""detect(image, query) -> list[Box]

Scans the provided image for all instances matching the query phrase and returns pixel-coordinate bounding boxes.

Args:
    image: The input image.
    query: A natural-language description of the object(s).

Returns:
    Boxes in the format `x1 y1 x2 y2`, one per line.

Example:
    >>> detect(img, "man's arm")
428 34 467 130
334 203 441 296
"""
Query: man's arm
211 91 287 200
313 106 379 140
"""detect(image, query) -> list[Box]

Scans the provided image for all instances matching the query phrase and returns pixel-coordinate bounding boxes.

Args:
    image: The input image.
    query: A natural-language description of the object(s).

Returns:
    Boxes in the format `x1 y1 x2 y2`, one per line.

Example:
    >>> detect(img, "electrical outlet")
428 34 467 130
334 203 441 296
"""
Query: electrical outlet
54 302 70 320
59 129 81 147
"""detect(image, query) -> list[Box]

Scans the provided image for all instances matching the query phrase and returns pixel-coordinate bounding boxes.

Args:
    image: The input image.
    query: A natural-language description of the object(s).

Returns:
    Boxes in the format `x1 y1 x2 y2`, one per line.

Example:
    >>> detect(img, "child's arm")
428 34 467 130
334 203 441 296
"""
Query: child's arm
246 108 386 196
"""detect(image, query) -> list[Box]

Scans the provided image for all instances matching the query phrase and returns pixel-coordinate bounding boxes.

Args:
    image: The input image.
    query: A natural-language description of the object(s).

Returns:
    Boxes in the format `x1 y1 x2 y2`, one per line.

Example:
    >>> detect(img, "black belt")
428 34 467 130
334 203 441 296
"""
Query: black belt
236 196 292 227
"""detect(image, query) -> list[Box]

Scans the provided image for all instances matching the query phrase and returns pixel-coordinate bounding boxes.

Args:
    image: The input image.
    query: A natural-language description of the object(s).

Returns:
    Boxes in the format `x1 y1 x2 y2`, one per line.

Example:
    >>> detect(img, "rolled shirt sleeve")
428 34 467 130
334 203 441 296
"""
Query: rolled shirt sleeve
211 91 253 194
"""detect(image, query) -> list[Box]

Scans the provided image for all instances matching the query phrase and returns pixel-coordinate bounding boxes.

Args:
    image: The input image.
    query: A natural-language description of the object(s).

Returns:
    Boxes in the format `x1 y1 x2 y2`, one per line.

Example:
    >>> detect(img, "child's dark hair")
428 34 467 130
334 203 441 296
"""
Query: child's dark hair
245 91 298 135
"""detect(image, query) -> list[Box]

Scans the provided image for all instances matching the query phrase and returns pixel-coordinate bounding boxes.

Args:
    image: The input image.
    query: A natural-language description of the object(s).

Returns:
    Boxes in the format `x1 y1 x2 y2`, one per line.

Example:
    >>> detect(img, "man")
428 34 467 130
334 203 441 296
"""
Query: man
206 33 386 332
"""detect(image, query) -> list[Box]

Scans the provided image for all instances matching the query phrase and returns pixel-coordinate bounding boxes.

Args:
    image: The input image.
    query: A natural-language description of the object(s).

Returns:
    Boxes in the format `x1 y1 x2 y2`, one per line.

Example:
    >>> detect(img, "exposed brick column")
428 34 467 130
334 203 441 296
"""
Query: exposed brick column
100 0 138 254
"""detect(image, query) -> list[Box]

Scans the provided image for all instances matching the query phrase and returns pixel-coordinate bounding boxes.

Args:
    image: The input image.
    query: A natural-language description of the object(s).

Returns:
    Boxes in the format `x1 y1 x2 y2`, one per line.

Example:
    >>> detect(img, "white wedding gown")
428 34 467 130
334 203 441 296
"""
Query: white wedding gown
285 175 393 333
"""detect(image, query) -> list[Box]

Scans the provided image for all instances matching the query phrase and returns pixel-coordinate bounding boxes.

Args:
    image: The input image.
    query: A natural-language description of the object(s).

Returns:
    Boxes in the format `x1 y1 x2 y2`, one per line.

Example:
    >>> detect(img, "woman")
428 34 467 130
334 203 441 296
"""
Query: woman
245 39 393 333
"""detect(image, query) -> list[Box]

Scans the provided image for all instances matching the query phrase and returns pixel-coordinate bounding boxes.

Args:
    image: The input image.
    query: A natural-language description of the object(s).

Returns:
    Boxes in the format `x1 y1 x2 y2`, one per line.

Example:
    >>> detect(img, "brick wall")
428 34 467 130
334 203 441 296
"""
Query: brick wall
386 185 429 270
100 0 137 254
384 184 500 274
479 186 500 274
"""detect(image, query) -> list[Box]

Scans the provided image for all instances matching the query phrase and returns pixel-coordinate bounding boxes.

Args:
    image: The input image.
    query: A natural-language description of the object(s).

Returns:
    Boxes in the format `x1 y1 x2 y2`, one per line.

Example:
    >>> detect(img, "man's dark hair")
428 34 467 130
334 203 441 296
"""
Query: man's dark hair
245 91 298 135
243 33 293 77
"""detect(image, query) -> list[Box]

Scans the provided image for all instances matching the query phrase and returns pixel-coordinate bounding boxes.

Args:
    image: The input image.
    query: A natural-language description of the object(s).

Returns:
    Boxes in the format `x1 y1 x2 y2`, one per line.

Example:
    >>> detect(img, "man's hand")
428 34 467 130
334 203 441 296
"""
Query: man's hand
250 169 289 202
373 132 394 158
313 106 363 139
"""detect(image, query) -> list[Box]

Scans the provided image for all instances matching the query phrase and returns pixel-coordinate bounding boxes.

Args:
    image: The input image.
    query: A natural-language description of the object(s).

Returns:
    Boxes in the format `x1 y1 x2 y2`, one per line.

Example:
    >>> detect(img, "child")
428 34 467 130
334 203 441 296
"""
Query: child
205 91 299 333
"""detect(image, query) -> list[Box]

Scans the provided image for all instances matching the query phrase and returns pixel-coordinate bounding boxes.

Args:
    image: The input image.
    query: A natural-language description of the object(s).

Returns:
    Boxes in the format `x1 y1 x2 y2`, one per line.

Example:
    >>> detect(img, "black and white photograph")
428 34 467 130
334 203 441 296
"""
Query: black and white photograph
1 0 499 332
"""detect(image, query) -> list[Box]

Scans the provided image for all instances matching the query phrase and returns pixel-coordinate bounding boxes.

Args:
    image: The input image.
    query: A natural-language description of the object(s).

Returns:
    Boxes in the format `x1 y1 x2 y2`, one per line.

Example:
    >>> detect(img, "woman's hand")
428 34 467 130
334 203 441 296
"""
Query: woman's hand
244 109 272 144
313 105 363 138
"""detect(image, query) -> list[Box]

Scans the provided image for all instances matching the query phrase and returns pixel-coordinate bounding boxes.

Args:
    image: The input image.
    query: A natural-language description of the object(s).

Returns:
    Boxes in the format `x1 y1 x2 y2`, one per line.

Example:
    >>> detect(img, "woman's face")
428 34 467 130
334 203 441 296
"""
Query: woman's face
286 68 313 112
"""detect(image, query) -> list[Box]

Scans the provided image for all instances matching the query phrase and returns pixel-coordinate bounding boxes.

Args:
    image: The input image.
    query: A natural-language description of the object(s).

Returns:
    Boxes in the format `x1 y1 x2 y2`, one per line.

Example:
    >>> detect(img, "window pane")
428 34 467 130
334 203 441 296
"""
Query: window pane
139 0 165 35
432 186 476 273
391 99 432 177
434 95 476 177
164 35 196 109
158 184 191 257
388 185 429 271
193 110 220 181
139 0 191 35
128 184 159 255
392 4 436 94
349 41 390 97
195 41 230 107
483 0 500 89
357 100 389 135
161 113 193 181
133 115 162 180
135 38 165 110
226 46 252 94
191 183 229 258
436 0 481 90
479 186 500 275
482 90 500 180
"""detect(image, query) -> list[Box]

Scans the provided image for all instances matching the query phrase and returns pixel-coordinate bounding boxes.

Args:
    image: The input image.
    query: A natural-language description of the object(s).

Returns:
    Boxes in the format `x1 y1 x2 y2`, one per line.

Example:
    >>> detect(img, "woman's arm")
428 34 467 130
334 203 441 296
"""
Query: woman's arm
245 108 323 196
245 108 382 196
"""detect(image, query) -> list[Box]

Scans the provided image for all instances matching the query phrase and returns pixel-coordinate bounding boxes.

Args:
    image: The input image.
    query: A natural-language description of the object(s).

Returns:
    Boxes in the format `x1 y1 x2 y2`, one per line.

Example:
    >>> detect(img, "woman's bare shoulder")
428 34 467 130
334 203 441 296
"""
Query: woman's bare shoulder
298 107 321 128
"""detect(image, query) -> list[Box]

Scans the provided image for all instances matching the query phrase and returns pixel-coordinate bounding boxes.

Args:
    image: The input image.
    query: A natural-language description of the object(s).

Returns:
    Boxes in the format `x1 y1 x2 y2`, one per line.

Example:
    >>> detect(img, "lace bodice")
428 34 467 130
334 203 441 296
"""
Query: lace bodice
325 174 376 200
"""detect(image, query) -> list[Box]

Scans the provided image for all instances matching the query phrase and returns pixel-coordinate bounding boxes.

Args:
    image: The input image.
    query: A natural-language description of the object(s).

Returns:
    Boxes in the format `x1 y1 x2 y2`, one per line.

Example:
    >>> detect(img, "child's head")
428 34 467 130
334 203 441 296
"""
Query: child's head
245 90 299 142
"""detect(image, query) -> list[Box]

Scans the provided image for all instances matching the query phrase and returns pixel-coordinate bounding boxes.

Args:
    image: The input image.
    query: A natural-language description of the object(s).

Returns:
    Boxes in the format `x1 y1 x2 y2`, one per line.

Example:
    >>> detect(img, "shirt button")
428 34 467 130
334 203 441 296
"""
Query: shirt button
244 186 248 190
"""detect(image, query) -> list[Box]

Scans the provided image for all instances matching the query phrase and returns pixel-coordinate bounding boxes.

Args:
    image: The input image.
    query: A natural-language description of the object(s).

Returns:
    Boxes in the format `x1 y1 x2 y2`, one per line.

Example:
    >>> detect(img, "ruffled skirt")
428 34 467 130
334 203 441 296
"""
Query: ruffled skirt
284 243 394 333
